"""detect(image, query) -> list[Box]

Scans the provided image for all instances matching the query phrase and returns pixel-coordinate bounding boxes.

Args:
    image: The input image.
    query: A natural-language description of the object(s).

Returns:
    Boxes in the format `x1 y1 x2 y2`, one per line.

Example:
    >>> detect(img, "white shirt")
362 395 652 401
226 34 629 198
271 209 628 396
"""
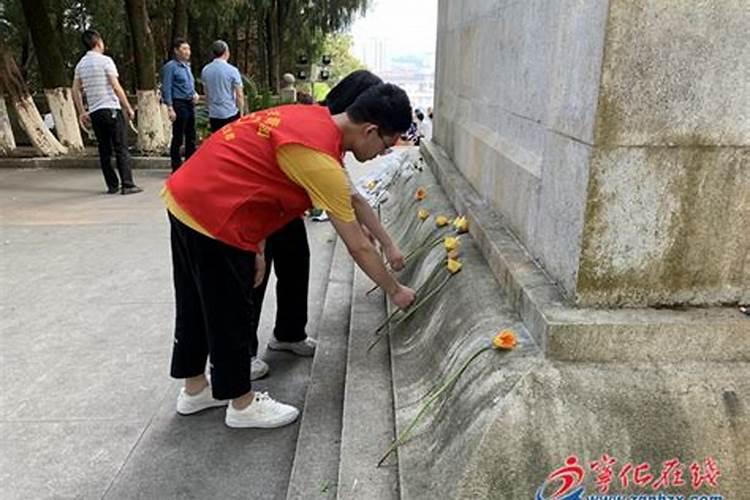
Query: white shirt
74 51 120 113
420 118 433 140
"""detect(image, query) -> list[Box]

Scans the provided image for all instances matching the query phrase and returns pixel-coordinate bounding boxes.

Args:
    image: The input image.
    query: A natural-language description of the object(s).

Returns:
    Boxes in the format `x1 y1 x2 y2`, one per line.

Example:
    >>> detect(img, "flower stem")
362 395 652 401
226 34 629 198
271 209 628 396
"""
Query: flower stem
378 346 492 467
392 272 454 327
368 272 454 352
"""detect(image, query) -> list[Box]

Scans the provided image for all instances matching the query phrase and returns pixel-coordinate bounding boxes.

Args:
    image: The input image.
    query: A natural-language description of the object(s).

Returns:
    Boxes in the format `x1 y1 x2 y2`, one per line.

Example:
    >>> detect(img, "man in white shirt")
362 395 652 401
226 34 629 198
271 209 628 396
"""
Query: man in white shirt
72 29 142 195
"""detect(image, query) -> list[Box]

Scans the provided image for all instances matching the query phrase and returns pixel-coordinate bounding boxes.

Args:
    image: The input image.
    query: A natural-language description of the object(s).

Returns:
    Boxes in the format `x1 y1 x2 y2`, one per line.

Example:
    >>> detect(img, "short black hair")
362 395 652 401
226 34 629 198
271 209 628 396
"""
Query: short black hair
211 40 228 58
323 69 382 114
173 37 189 52
82 29 102 50
345 83 412 136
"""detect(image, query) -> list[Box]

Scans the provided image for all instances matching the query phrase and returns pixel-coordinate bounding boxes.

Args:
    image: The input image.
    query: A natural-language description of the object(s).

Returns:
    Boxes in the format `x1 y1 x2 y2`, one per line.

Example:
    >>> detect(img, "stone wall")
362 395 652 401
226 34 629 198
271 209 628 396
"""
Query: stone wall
433 0 749 307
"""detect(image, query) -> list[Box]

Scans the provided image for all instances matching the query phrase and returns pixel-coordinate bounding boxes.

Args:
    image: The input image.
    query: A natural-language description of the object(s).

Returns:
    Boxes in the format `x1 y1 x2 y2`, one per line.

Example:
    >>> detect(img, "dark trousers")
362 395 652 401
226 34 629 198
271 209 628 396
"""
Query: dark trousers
249 217 310 357
170 99 196 171
209 113 241 133
169 212 255 400
89 108 134 190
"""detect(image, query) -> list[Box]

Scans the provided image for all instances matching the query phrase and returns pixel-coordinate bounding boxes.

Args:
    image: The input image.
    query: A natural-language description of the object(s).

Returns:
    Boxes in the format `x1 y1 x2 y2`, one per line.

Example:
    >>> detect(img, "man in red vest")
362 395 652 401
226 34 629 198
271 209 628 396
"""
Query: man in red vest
162 83 415 429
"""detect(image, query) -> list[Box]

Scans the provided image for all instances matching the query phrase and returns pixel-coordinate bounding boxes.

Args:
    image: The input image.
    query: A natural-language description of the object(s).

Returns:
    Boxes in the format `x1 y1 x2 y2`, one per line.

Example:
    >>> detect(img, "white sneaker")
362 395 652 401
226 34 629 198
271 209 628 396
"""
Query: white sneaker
225 392 300 429
176 385 229 415
251 357 270 380
267 337 317 357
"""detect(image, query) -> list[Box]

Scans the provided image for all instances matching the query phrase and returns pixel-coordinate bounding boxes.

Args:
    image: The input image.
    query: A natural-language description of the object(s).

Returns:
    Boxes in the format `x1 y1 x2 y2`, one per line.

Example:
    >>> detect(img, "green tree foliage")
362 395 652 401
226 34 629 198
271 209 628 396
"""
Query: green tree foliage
1 0 369 95
317 33 366 85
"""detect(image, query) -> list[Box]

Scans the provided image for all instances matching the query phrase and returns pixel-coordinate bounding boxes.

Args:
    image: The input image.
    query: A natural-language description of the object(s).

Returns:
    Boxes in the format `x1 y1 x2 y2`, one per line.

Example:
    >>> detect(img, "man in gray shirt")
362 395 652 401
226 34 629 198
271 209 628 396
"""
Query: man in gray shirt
72 29 142 195
201 41 245 133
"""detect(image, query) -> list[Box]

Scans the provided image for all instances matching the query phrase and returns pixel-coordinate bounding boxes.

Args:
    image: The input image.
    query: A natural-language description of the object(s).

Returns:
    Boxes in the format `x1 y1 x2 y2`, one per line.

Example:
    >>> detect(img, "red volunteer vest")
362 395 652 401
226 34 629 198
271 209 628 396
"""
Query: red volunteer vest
166 105 343 251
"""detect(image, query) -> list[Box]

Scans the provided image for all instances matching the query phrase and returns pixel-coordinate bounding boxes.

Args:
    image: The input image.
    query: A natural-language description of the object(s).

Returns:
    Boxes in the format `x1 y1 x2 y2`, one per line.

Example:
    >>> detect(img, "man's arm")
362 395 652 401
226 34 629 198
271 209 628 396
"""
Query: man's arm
330 217 414 309
351 192 404 270
107 74 135 120
71 77 89 127
161 63 176 121
234 85 245 116
233 69 245 115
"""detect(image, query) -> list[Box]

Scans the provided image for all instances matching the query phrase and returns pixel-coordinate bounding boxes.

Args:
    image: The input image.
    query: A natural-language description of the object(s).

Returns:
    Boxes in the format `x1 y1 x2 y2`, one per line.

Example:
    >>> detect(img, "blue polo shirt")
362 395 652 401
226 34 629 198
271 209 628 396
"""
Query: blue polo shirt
161 59 195 106
201 59 243 119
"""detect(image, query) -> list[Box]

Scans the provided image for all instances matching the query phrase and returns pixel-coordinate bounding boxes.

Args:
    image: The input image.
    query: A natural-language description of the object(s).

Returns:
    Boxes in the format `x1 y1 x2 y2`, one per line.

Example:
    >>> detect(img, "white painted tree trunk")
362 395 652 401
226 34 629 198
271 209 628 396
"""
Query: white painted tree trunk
14 95 67 156
136 89 167 154
0 97 16 155
160 101 172 146
44 87 83 153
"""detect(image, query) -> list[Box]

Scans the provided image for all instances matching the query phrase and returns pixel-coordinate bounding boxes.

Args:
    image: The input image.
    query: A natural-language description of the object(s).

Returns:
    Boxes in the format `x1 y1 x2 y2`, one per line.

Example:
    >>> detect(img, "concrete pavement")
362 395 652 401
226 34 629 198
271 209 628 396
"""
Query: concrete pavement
0 168 336 499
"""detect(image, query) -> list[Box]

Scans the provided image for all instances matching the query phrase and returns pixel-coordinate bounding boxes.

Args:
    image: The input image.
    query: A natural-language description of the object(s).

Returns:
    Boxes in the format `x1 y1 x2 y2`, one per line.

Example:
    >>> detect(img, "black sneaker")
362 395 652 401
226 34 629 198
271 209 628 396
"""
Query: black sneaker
106 186 120 194
121 186 143 195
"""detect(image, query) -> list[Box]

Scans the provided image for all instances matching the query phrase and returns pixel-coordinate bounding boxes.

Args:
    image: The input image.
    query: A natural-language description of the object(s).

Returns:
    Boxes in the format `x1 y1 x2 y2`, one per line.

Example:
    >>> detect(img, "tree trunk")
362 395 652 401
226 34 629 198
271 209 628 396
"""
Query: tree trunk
0 97 16 155
267 0 281 92
15 95 68 156
44 88 84 152
21 0 83 152
124 0 167 154
0 49 67 157
171 0 188 43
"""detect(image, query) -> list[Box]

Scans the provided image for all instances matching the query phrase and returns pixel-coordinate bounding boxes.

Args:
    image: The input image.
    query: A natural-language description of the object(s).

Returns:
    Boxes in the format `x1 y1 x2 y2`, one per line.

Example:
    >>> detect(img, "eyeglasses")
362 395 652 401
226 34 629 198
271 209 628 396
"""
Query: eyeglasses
376 129 393 152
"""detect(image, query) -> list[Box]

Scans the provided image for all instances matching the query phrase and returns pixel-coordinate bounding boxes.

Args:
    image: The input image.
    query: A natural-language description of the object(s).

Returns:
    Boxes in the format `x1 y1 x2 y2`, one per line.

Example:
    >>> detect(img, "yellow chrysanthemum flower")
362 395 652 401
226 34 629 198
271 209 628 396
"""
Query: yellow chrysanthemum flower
435 215 450 227
446 258 463 274
444 236 461 252
454 216 469 234
418 208 430 220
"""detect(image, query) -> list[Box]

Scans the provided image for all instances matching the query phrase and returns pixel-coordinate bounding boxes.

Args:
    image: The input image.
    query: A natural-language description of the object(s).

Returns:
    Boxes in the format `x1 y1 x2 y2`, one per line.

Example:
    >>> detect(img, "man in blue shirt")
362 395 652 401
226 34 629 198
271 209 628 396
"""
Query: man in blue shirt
201 41 245 133
161 38 198 171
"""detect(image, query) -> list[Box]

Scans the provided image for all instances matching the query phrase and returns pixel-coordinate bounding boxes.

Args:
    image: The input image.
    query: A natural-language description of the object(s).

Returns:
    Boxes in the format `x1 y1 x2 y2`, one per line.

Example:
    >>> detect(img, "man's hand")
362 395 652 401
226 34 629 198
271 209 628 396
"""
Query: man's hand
78 112 91 128
193 93 200 104
253 253 266 288
384 244 405 271
168 107 177 122
389 284 416 310
125 107 135 121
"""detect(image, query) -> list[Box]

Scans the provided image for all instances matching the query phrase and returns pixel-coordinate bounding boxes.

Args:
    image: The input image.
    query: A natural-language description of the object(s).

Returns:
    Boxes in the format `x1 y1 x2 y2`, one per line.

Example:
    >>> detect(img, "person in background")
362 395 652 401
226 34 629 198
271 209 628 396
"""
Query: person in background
201 40 244 133
161 38 198 171
421 107 433 141
247 70 406 381
162 82 415 429
72 29 142 195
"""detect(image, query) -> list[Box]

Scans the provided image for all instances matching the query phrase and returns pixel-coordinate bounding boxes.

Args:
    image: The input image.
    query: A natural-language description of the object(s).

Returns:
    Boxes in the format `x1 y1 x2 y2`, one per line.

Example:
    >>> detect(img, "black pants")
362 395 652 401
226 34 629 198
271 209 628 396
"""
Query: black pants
89 108 134 190
249 217 310 357
169 213 255 400
209 113 241 133
170 99 196 171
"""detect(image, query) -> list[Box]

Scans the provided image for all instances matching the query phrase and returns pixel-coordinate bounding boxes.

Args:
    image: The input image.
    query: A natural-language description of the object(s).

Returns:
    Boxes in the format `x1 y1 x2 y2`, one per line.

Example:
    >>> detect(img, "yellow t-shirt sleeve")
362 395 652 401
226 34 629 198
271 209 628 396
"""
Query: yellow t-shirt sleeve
276 144 356 222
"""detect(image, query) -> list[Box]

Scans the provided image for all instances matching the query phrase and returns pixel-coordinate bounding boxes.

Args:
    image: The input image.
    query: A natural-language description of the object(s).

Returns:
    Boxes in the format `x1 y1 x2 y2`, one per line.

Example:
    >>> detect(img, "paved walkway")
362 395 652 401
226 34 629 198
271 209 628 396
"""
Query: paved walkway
0 168 336 499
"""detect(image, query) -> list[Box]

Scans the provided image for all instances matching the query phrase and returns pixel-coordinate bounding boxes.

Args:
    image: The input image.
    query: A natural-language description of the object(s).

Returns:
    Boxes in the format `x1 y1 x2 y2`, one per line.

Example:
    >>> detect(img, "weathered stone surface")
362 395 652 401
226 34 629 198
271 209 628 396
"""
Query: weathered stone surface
422 140 750 363
434 0 750 306
433 0 611 297
596 0 750 147
459 363 750 499
381 148 749 499
578 146 750 307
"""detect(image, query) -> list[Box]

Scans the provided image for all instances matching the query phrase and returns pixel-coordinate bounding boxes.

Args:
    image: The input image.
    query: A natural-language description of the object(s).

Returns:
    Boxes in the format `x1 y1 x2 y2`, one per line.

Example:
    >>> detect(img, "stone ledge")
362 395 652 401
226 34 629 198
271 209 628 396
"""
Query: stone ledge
0 156 170 169
286 237 353 500
421 140 750 362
